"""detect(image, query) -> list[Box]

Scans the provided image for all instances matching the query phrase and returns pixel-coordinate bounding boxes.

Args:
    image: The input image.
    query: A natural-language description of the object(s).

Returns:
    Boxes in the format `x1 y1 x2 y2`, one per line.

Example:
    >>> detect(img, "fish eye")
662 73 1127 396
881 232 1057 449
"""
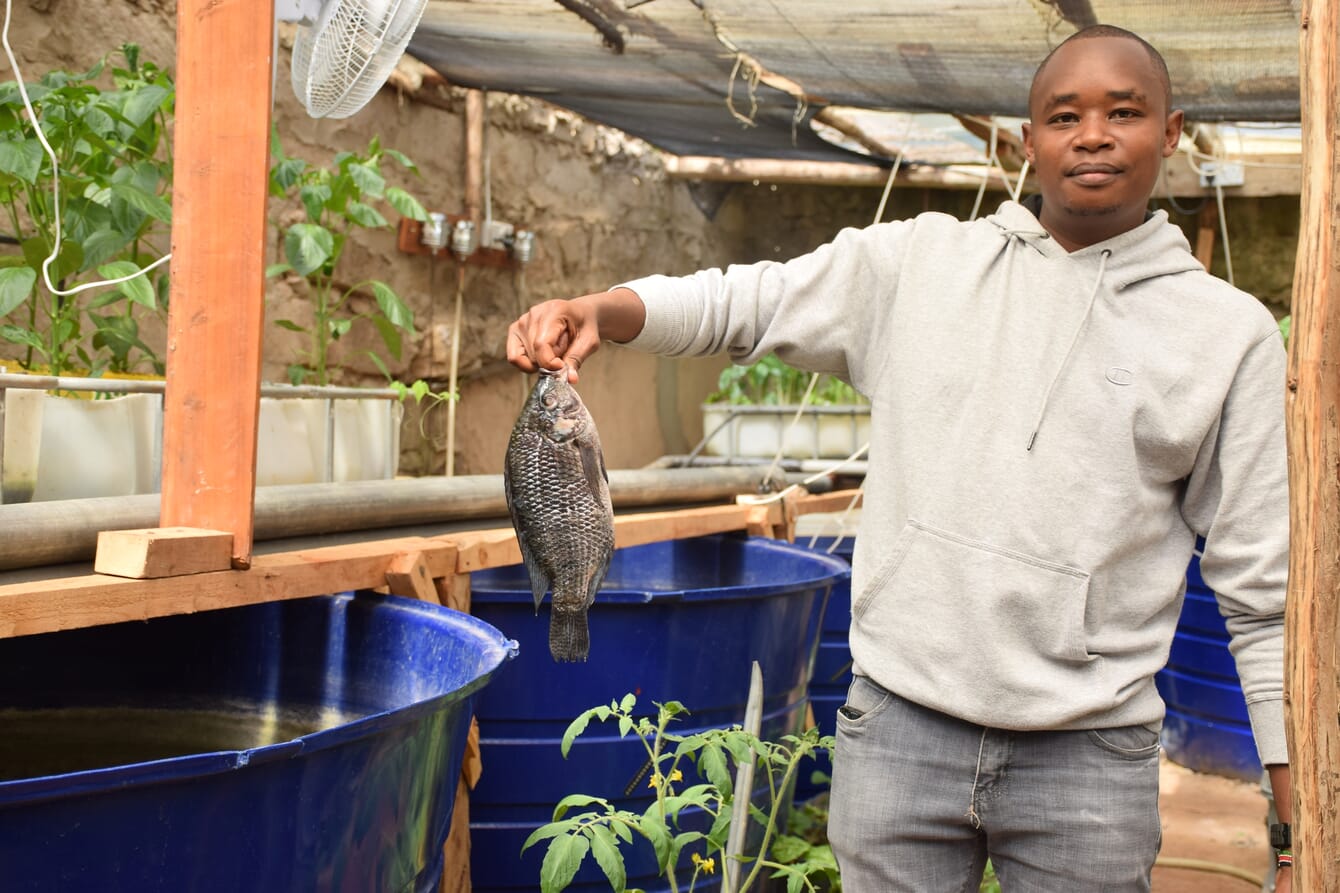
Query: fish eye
541 393 558 409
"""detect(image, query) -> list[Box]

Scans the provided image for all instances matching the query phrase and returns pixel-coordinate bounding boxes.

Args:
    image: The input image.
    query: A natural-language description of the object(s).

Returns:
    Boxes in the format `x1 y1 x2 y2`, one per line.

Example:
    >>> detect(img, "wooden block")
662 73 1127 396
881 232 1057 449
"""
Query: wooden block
94 527 234 579
435 572 471 614
385 551 439 603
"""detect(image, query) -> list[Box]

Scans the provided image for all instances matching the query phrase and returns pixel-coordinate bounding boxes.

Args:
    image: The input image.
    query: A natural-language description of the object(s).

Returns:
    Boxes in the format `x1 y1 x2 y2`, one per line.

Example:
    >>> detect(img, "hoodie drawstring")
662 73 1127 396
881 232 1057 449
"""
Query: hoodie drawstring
1026 248 1111 451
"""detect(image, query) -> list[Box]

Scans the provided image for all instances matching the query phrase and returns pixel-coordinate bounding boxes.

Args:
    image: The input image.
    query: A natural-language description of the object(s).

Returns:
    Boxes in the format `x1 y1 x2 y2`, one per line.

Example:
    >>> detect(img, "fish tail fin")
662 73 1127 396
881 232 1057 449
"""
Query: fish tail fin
549 609 590 662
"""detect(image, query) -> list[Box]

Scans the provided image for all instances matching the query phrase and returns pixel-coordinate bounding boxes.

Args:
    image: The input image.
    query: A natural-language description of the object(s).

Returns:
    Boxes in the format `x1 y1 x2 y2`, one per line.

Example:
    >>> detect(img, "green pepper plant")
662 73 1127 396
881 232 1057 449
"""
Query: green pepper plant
266 134 429 387
0 44 173 377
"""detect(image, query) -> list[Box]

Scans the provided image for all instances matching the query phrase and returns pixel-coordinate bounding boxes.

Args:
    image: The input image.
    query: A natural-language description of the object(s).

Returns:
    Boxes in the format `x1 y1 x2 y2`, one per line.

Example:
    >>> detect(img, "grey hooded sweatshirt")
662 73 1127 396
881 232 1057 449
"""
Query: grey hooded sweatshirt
620 198 1289 766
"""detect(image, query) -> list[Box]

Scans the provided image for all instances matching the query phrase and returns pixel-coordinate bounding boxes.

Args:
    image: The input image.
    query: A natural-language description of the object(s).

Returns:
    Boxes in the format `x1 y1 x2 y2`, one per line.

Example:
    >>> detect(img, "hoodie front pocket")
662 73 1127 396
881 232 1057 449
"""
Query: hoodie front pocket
854 520 1093 665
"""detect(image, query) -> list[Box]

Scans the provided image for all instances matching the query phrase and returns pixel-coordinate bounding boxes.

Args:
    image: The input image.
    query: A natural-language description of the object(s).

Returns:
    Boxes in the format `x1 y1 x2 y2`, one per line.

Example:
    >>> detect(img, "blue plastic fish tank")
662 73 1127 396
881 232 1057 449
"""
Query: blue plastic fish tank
467 532 850 892
0 592 517 892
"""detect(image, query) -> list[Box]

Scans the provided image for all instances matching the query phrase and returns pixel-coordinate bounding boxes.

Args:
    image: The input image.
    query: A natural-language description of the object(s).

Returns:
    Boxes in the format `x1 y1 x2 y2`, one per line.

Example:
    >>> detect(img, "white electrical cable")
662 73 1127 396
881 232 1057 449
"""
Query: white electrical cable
1 0 171 297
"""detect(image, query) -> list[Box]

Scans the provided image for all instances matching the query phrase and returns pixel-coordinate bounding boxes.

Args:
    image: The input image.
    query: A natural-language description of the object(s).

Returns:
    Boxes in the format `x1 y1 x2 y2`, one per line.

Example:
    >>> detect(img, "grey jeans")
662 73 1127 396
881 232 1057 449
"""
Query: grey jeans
828 675 1162 892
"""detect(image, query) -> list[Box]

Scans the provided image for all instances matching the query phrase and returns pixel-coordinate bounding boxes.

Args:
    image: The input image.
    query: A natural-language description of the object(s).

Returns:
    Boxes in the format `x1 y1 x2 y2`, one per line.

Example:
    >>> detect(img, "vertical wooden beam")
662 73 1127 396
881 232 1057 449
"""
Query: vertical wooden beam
1284 0 1340 889
161 0 274 568
463 90 485 227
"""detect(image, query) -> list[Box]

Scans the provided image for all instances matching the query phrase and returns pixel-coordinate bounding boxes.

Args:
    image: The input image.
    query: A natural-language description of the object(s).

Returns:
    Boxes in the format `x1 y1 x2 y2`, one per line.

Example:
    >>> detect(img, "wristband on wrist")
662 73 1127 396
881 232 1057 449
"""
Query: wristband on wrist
1276 849 1293 870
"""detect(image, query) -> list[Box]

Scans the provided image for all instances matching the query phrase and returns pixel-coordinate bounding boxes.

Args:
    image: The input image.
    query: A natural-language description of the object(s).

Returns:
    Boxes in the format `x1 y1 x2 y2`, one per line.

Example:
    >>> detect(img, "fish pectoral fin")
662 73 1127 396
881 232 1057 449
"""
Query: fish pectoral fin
515 529 551 612
578 441 608 494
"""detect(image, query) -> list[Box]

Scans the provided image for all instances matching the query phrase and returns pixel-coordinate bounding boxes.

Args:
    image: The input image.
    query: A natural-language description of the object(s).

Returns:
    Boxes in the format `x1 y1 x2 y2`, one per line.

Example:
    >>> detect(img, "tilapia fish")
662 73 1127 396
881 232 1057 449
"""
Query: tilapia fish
504 366 615 662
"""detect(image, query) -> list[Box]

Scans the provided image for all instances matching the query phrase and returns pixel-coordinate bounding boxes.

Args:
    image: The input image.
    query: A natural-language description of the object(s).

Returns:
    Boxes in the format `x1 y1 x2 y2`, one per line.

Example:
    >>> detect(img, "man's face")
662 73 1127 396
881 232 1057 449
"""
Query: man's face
1021 36 1184 251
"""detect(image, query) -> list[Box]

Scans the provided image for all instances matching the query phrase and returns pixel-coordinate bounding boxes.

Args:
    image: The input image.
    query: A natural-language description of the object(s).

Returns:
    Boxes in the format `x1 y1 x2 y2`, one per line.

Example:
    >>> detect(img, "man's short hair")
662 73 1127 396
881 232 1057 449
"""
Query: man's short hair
1030 25 1173 112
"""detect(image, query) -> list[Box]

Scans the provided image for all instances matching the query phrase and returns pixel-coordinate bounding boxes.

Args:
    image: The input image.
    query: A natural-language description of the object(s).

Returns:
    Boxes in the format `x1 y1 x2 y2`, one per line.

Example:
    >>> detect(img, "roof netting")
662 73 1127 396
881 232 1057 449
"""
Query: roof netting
408 1 1302 163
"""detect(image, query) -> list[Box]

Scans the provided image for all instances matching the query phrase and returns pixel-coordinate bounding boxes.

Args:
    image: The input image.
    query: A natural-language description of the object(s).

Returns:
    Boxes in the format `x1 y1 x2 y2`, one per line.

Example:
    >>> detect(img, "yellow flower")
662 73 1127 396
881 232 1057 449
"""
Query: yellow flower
691 852 716 875
648 769 684 788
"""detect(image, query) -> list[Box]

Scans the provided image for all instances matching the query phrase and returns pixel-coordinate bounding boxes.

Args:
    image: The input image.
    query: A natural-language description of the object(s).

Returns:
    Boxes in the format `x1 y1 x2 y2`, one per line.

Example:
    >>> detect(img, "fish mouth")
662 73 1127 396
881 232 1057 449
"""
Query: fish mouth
537 366 567 378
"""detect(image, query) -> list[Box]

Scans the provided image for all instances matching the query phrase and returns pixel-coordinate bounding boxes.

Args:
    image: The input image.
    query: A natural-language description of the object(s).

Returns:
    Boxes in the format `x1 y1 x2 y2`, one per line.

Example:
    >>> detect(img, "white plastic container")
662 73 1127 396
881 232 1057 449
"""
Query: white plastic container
700 404 872 460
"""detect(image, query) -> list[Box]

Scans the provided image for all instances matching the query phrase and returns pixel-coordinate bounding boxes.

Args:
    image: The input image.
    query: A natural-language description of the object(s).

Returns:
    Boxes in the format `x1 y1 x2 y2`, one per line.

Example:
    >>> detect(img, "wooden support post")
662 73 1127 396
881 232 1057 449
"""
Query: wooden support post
160 0 274 568
94 528 233 579
1194 202 1217 272
1284 1 1340 889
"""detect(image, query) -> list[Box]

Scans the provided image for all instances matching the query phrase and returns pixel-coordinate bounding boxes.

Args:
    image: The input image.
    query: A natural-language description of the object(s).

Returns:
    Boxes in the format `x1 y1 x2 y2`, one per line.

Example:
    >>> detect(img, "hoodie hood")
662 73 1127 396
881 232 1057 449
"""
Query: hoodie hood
986 198 1205 289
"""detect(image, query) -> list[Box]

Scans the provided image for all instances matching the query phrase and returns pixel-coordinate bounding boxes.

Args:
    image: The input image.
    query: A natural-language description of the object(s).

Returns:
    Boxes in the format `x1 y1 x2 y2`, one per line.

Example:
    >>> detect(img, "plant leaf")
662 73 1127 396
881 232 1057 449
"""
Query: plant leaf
370 280 414 331
121 83 170 127
539 833 589 893
385 186 428 221
299 182 333 221
347 161 385 198
284 223 334 276
108 182 172 224
521 821 574 853
77 227 132 271
271 157 307 194
0 138 43 184
96 260 155 308
561 708 599 758
588 825 627 893
370 314 403 361
0 267 36 316
552 793 607 821
274 319 307 333
345 200 388 229
265 262 293 278
0 324 44 351
383 147 417 171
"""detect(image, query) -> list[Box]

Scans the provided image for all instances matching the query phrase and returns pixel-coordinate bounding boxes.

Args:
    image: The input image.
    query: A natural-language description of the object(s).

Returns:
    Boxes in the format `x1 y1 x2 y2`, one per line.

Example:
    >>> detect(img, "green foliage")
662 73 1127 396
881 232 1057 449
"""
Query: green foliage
1278 314 1290 347
267 133 429 387
0 45 173 376
705 354 865 407
524 694 837 893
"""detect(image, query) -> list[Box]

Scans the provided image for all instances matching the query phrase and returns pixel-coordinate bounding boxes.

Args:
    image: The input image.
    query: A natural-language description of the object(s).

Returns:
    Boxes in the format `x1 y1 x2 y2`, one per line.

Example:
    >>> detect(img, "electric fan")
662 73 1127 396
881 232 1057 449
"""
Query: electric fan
279 0 430 119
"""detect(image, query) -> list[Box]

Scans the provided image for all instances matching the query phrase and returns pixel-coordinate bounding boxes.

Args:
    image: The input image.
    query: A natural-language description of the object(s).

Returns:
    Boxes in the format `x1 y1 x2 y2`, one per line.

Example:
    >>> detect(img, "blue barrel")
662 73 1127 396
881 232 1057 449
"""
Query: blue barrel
0 593 517 892
468 533 850 892
793 534 855 804
1155 553 1263 782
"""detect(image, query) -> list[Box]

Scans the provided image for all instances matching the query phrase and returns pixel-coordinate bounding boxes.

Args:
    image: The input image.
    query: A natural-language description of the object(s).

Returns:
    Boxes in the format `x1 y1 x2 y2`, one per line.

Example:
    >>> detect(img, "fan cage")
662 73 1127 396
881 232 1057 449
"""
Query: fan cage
291 0 429 119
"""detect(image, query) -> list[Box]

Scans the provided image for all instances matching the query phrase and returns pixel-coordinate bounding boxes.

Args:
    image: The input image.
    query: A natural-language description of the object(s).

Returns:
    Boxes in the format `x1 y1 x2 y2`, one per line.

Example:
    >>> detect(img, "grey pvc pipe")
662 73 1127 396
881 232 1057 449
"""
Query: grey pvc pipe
0 466 818 572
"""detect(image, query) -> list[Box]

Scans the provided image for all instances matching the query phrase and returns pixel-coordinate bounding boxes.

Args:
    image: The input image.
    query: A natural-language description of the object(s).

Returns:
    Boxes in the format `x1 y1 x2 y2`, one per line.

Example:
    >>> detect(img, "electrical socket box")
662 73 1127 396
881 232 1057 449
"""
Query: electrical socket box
482 220 515 251
1198 161 1245 188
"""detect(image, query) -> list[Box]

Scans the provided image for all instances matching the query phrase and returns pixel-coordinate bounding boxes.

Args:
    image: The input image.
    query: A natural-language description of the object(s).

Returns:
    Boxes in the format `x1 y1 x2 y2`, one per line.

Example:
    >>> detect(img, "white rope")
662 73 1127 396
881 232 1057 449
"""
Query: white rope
739 441 871 507
1 0 171 298
755 141 903 491
1180 141 1238 287
968 118 998 222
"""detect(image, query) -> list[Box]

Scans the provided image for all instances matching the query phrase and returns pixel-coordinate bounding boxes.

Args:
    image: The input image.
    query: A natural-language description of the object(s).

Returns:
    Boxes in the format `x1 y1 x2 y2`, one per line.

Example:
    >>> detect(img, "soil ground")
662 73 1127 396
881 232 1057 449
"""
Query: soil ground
1155 756 1273 893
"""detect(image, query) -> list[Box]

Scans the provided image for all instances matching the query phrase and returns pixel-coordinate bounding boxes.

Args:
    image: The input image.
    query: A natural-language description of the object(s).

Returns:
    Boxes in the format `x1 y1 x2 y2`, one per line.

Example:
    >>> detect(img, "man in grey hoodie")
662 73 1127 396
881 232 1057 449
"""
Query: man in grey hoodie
507 25 1292 893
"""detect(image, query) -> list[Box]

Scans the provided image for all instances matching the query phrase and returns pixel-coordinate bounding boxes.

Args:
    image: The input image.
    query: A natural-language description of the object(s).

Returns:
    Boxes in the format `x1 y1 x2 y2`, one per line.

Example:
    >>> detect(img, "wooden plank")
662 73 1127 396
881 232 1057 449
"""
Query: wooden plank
385 551 441 603
0 536 456 639
450 504 763 573
94 528 233 579
1285 1 1340 888
0 496 849 638
160 0 275 568
793 489 864 516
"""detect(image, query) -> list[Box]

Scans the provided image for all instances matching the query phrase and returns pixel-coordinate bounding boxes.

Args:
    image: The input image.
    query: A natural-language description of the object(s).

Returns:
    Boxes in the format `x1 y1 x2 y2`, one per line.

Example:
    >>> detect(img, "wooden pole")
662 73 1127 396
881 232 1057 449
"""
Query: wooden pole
160 0 274 568
1284 0 1340 889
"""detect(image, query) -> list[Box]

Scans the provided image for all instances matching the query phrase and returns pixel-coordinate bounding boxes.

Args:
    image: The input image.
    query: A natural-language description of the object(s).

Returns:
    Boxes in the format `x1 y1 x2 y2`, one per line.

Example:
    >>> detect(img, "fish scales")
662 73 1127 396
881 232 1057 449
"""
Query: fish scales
504 369 614 662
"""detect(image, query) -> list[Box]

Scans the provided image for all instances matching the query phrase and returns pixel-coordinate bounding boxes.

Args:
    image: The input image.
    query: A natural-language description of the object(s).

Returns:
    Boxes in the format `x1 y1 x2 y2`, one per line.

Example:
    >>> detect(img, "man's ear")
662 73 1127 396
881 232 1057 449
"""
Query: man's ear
1163 110 1185 158
1021 122 1035 163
